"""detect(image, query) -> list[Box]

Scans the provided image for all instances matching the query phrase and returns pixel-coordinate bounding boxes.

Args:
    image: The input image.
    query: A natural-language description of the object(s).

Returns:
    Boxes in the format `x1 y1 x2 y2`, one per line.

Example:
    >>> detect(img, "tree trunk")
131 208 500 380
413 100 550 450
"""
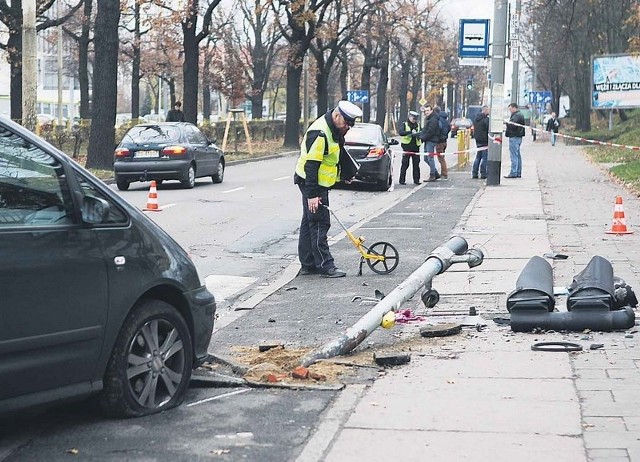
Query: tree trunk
202 84 211 121
339 51 348 99
283 60 303 148
375 44 389 127
8 31 22 121
86 0 120 170
78 0 92 119
398 62 410 119
315 55 329 117
131 0 141 119
182 24 199 123
361 62 372 122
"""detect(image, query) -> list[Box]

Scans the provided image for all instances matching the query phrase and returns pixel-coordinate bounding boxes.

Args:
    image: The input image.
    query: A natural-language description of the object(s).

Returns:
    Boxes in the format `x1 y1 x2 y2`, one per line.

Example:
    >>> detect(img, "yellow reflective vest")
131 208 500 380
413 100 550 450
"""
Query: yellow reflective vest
295 115 340 188
400 121 422 146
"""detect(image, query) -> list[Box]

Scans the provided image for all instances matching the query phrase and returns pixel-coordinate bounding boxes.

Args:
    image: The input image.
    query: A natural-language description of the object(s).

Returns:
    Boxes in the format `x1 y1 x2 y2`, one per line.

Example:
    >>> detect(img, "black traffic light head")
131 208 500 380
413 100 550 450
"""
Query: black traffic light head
466 79 473 90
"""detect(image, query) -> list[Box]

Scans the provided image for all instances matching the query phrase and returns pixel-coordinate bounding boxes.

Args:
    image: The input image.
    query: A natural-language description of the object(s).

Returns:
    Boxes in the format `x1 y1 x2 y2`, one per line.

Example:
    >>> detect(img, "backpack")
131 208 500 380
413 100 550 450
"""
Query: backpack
438 114 451 140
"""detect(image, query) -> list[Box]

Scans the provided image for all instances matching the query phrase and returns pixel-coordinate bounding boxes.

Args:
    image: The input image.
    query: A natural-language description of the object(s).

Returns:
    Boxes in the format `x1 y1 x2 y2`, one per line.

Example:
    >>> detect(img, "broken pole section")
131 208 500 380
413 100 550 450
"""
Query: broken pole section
300 236 484 367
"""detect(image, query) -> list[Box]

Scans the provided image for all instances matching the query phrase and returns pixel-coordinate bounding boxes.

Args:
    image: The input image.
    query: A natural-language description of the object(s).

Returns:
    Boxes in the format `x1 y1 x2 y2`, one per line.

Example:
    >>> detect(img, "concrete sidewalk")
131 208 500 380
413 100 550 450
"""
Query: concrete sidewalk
300 137 640 462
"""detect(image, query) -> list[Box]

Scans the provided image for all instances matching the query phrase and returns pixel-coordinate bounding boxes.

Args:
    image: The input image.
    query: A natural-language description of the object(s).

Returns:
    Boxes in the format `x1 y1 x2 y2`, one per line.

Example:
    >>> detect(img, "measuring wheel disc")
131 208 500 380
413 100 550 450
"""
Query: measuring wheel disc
366 241 399 274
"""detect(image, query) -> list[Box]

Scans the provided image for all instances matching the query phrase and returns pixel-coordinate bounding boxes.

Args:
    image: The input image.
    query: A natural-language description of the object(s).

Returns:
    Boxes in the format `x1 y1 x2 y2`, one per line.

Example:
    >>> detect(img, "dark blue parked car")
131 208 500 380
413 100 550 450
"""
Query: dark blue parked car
114 122 225 190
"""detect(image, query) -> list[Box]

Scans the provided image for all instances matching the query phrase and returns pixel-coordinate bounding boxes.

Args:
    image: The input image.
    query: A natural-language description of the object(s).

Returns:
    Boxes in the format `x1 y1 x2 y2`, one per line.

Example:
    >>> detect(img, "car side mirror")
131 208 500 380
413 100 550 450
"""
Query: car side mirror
209 138 217 145
81 195 110 224
389 139 399 146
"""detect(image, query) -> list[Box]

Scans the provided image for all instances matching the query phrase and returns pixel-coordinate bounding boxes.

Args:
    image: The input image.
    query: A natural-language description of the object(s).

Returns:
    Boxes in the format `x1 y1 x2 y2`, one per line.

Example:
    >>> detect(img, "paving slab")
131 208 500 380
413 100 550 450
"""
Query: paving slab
326 429 586 462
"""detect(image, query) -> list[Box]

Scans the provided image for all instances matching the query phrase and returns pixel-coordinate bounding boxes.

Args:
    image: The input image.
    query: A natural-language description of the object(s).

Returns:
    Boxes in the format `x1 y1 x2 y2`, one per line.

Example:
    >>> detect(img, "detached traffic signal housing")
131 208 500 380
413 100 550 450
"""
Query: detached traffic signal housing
466 79 473 90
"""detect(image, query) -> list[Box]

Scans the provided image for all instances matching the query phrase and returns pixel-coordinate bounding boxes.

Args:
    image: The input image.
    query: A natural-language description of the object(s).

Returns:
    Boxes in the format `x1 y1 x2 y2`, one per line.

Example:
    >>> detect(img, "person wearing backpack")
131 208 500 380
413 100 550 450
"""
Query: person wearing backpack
435 107 450 179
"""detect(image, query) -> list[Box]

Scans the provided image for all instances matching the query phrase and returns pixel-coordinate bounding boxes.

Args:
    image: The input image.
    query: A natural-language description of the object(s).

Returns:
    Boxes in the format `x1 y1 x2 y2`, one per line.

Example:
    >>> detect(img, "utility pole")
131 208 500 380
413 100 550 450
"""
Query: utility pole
22 0 37 131
510 0 521 106
486 0 508 186
57 0 64 125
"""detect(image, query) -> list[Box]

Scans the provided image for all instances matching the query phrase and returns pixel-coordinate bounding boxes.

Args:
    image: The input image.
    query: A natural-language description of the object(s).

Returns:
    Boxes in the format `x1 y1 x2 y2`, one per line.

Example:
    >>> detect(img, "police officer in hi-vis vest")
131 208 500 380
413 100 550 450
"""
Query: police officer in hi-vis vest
398 110 422 185
294 100 362 278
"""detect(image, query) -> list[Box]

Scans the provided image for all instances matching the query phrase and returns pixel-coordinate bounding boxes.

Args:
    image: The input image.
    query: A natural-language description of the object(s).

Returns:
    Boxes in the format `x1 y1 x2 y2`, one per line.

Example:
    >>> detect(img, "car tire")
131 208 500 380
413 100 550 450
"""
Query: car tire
376 167 392 192
181 164 196 189
212 159 225 183
116 180 130 191
99 300 194 417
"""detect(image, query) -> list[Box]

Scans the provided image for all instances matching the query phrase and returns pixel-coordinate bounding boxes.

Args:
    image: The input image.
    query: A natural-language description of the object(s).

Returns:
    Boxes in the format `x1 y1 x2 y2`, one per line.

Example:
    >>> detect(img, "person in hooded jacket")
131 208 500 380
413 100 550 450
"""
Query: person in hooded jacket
472 105 490 179
435 107 450 179
398 110 422 185
418 105 440 182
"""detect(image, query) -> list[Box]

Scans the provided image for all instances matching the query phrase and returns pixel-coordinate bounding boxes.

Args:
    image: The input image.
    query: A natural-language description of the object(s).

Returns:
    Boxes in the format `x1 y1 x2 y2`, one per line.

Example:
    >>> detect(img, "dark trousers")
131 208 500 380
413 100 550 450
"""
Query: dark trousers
399 153 420 183
298 185 334 272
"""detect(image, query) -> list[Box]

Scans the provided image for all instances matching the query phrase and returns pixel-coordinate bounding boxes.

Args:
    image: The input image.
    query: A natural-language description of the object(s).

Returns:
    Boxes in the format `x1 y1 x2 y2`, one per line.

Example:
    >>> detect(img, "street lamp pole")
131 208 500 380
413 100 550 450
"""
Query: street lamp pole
486 0 509 186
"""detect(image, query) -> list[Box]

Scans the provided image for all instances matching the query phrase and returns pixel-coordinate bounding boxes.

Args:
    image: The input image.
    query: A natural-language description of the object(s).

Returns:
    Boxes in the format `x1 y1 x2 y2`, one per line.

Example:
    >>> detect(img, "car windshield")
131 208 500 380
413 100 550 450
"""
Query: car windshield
123 125 181 144
345 125 382 145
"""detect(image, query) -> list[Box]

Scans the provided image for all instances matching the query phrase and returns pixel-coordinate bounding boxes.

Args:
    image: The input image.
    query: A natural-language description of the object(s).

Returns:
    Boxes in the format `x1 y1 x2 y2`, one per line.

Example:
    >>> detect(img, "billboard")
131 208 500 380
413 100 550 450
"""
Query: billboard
592 53 640 109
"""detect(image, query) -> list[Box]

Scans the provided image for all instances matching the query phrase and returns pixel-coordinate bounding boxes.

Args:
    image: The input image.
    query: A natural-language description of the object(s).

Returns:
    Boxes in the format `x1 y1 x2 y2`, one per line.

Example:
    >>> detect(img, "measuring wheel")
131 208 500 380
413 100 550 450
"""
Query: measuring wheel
365 241 399 275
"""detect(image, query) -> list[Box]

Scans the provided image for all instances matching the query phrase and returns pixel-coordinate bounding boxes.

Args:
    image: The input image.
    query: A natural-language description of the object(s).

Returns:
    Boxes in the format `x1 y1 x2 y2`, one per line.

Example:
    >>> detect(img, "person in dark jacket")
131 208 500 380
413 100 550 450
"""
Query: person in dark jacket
472 105 490 179
545 111 560 146
398 111 422 185
419 105 440 182
504 103 525 178
166 101 186 122
435 108 449 179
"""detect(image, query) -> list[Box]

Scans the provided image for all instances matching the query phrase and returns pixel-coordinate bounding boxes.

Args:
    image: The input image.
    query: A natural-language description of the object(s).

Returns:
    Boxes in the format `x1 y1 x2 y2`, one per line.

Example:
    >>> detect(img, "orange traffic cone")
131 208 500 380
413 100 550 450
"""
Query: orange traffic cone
605 196 632 234
143 180 162 212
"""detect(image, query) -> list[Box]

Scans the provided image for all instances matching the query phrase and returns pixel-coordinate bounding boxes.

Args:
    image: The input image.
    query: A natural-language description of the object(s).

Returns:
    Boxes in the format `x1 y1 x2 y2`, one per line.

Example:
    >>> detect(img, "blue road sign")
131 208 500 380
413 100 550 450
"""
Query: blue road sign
459 19 490 58
347 90 369 104
528 91 552 105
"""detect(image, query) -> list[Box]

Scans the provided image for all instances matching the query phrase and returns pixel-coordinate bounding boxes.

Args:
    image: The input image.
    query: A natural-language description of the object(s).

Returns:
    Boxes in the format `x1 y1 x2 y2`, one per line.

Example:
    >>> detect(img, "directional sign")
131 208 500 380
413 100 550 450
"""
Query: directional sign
459 19 490 58
347 90 369 104
528 91 552 104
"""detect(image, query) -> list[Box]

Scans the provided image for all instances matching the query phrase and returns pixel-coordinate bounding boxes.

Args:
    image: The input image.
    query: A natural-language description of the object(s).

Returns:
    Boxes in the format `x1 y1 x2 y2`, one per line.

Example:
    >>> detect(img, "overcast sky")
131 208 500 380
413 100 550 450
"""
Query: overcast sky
439 0 495 26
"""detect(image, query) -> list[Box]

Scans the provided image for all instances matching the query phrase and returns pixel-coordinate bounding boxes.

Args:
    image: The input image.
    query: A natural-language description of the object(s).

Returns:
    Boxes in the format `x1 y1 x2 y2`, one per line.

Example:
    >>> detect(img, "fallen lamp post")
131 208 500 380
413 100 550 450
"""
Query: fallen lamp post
300 236 484 367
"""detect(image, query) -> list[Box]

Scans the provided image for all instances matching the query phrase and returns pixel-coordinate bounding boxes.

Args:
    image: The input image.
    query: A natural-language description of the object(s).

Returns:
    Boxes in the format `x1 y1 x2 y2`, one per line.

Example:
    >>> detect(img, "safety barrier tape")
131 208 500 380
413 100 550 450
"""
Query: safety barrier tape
505 120 640 151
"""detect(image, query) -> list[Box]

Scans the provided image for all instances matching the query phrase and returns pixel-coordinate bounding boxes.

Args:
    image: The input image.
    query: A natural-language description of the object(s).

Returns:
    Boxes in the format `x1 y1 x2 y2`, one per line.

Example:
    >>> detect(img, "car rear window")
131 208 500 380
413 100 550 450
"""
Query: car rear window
345 125 382 145
123 125 181 144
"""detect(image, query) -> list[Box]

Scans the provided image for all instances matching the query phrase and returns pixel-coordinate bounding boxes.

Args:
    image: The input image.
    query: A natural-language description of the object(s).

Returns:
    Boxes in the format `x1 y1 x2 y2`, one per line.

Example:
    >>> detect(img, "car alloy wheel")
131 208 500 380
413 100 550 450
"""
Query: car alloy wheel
182 164 196 189
100 300 193 417
212 160 224 183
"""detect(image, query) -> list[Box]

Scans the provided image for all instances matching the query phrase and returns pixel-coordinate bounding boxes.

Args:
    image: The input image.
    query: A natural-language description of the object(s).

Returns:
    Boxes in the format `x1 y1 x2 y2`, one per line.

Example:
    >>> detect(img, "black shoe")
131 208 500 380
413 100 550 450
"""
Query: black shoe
399 181 406 185
413 181 421 185
472 175 479 179
299 267 317 276
434 173 441 180
320 267 346 278
481 176 487 179
504 174 518 178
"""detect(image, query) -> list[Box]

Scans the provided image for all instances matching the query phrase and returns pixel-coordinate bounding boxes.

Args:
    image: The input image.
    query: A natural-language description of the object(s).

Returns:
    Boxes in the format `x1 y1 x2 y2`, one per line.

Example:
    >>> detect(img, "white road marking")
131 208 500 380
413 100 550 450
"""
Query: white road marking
186 388 250 407
359 227 422 230
205 274 258 302
222 187 246 194
273 176 290 181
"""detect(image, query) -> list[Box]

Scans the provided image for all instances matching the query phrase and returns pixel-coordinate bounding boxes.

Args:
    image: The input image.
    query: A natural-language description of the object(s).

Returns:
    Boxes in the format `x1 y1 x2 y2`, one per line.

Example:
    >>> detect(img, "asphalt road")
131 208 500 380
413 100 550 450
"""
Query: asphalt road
0 143 481 461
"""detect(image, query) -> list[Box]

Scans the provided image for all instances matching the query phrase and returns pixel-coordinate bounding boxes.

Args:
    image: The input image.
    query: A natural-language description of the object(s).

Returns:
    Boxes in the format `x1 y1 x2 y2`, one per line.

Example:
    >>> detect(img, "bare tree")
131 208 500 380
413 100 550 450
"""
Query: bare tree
234 0 283 119
62 0 93 120
86 0 120 169
309 0 372 117
0 0 82 120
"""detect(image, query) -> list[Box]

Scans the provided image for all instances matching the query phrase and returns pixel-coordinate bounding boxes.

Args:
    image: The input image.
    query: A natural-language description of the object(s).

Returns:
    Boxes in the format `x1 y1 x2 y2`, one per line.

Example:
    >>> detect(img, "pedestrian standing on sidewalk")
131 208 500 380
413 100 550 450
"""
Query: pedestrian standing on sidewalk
545 111 560 146
294 100 362 278
472 105 490 179
419 105 440 182
435 107 450 179
504 103 525 178
166 101 186 122
398 110 422 185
